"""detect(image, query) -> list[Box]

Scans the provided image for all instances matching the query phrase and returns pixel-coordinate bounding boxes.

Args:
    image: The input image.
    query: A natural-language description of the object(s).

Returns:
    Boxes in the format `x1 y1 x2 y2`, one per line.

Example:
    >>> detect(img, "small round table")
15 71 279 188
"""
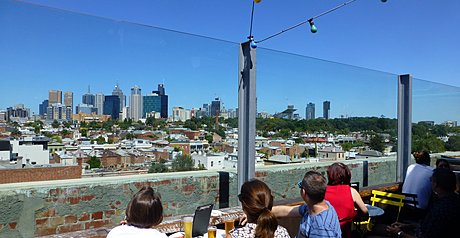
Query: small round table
365 204 384 217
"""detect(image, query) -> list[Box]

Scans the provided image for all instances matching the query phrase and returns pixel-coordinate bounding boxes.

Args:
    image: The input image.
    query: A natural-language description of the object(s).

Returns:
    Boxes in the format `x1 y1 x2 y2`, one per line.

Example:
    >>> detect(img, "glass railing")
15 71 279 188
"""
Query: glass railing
0 0 459 236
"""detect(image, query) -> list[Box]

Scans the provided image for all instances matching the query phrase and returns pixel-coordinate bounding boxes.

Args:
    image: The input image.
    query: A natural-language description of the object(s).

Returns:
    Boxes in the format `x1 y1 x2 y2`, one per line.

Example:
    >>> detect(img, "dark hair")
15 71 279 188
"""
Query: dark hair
301 171 327 203
239 179 277 238
413 151 430 165
327 162 351 185
126 186 163 228
432 168 456 192
436 158 450 170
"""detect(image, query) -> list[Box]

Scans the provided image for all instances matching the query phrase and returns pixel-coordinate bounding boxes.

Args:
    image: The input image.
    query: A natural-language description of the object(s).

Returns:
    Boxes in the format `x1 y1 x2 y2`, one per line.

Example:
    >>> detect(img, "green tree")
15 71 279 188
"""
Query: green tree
96 136 106 145
11 128 22 138
171 154 194 172
445 136 460 151
52 120 60 128
369 135 385 152
148 159 168 173
87 156 101 169
80 128 88 137
412 134 445 153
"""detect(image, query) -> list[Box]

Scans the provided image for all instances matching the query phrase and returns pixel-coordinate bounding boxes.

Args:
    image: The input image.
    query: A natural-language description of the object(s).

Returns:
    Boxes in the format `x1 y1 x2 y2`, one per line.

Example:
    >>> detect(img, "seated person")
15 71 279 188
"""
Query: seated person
325 163 368 238
272 171 341 238
436 158 450 170
107 186 167 238
229 179 290 238
402 151 433 211
386 168 460 238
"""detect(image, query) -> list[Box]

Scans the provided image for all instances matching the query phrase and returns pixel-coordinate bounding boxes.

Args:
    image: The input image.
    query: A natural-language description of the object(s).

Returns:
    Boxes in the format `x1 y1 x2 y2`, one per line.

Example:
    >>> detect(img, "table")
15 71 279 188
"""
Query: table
365 204 384 217
169 229 226 238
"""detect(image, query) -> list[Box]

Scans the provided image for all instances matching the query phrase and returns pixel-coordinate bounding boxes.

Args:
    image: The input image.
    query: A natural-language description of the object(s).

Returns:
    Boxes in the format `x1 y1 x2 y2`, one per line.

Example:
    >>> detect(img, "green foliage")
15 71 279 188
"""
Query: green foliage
52 120 60 128
11 128 22 138
51 135 62 143
87 156 101 169
148 159 168 173
125 133 135 140
62 121 72 128
412 134 445 153
96 136 106 144
171 154 195 172
205 134 213 143
273 128 291 139
445 136 460 151
341 141 365 151
369 135 385 152
80 128 88 137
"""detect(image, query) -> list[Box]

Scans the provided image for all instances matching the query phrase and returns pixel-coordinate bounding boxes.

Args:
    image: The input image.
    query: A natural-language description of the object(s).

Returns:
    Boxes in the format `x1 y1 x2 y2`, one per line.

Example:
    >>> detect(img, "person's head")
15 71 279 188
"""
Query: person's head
413 151 430 165
431 168 456 194
238 179 277 238
327 162 351 185
436 158 450 170
299 171 327 204
125 186 163 228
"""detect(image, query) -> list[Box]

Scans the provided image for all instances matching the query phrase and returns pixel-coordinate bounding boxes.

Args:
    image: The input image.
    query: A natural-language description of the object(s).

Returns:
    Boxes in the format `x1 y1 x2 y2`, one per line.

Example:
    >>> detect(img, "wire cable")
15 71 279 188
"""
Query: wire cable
254 0 358 44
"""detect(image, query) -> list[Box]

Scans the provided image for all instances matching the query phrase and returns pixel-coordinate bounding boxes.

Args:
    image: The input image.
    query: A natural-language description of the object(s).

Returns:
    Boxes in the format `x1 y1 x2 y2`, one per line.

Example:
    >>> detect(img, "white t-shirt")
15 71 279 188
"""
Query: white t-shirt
107 224 168 238
402 163 433 209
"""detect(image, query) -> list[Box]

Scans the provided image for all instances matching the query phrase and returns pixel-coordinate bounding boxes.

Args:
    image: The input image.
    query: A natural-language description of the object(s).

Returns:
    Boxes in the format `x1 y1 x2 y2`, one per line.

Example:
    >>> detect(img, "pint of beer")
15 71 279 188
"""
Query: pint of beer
207 226 217 238
224 219 234 236
183 216 193 238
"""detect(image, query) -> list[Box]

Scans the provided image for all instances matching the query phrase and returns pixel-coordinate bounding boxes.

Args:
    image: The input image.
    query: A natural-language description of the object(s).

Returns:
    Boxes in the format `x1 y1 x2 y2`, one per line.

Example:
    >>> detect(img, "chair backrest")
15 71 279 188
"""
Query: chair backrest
400 192 418 207
370 190 406 221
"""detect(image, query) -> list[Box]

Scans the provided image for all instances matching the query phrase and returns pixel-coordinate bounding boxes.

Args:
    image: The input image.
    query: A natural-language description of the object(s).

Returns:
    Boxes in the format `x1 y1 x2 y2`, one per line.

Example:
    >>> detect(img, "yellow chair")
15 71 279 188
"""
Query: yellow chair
357 190 406 232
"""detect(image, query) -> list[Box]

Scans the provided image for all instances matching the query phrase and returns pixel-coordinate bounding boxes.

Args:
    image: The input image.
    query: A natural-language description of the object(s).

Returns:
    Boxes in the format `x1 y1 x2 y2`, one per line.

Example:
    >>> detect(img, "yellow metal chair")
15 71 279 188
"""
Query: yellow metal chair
357 190 406 232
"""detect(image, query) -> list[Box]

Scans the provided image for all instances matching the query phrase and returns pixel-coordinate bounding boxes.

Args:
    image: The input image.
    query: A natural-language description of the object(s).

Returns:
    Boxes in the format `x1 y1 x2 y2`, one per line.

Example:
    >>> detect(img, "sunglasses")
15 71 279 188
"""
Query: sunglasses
297 180 303 189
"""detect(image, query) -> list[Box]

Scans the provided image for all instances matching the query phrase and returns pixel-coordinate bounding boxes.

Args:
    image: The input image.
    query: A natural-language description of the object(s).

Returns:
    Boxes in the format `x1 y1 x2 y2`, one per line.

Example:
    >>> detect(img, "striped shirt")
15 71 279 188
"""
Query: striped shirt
297 201 341 238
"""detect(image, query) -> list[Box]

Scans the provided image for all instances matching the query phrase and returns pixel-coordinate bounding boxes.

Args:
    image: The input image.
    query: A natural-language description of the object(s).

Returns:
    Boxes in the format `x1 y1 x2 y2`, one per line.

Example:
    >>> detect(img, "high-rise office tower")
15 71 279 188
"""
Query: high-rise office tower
48 90 62 105
95 93 105 115
152 84 168 118
306 102 315 120
129 85 143 121
103 95 120 120
82 86 95 107
323 101 331 119
64 91 73 114
211 97 221 118
143 94 161 118
39 100 49 116
112 83 126 111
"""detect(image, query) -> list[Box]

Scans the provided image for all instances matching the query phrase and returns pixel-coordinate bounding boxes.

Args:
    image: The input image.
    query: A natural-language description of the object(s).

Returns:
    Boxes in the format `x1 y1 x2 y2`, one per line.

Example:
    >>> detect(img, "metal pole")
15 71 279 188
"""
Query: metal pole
397 74 412 182
238 41 256 191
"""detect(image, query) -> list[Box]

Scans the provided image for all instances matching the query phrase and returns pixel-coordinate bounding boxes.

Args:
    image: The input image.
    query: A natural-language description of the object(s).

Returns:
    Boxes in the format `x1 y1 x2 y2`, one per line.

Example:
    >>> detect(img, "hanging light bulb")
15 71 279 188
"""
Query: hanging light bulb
381 0 388 2
250 41 257 49
308 20 317 33
254 0 262 3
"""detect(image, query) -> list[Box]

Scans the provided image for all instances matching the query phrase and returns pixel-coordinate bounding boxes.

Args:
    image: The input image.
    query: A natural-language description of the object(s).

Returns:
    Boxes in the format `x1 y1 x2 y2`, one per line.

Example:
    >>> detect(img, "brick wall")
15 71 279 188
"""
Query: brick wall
0 158 396 237
0 165 81 184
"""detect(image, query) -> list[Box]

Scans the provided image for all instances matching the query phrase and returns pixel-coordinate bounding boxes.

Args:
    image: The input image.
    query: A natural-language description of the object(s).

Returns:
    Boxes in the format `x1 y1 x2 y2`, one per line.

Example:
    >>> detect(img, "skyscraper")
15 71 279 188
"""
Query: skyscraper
95 93 105 115
48 90 62 104
306 102 315 120
129 85 143 121
211 97 221 117
323 101 331 119
39 100 49 116
152 84 168 118
64 91 73 114
112 84 126 111
82 86 95 107
103 95 120 120
143 95 161 118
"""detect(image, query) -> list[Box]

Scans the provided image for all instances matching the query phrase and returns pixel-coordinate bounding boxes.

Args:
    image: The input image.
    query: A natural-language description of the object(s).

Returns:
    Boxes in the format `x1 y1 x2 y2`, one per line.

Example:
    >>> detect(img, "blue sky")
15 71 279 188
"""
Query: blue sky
1 0 459 122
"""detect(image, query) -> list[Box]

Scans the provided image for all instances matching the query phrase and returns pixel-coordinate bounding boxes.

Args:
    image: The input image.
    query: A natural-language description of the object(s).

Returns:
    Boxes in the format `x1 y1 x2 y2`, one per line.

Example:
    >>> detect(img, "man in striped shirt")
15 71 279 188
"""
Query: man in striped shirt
273 171 341 238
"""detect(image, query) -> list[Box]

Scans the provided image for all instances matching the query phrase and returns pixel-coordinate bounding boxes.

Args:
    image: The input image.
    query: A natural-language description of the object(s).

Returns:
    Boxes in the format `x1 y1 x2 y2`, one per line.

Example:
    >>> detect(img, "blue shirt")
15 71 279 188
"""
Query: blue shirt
297 201 341 238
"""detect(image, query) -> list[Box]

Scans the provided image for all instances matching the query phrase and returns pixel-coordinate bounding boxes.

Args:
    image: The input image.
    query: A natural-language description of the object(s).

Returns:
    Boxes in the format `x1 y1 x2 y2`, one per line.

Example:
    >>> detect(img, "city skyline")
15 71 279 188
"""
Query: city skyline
0 0 459 123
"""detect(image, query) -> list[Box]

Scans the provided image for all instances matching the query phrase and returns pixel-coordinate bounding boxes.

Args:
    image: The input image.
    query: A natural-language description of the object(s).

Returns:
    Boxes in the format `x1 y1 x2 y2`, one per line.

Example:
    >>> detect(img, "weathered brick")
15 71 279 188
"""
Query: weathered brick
104 210 116 219
64 215 78 224
92 211 103 220
35 218 48 226
50 216 65 226
84 220 110 229
8 222 17 229
36 227 57 236
57 223 83 233
79 213 90 222
81 195 95 201
68 197 80 205
36 208 56 218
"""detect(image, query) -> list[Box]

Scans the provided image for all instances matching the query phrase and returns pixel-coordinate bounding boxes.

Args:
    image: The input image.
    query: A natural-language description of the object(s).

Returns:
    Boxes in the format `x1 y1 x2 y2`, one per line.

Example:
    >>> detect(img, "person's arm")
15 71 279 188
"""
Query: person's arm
351 187 368 217
386 223 416 238
271 205 301 218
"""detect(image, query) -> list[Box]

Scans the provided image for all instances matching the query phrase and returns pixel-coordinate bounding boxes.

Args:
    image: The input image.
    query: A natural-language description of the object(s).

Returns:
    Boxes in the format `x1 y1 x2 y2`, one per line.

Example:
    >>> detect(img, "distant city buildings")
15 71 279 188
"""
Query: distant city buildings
95 93 105 115
103 95 120 120
211 97 221 118
152 84 168 118
173 106 191 122
129 85 143 121
48 90 62 104
39 100 48 116
7 104 30 121
112 84 126 111
306 102 315 120
47 103 71 121
64 91 73 114
82 86 95 107
323 101 330 119
274 105 297 120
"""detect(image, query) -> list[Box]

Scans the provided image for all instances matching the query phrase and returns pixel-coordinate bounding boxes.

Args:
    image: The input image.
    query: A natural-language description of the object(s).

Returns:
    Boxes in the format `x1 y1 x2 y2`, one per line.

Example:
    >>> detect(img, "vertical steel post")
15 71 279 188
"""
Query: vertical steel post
238 41 256 191
397 74 412 182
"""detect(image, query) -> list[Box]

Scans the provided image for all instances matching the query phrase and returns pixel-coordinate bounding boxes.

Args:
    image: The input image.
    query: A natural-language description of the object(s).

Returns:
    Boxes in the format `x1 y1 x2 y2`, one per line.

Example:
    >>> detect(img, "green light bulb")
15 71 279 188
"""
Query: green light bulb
310 23 317 33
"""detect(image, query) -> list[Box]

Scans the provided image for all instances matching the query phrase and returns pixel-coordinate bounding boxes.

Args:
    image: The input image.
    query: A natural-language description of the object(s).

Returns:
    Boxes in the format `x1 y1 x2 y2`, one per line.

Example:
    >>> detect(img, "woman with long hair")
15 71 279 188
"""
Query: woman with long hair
229 179 290 238
107 186 167 238
325 162 367 238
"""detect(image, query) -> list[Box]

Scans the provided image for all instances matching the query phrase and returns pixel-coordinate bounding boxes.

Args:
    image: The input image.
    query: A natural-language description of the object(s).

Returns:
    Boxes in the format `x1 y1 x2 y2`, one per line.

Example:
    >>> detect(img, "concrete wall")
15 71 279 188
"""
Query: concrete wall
0 157 396 237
